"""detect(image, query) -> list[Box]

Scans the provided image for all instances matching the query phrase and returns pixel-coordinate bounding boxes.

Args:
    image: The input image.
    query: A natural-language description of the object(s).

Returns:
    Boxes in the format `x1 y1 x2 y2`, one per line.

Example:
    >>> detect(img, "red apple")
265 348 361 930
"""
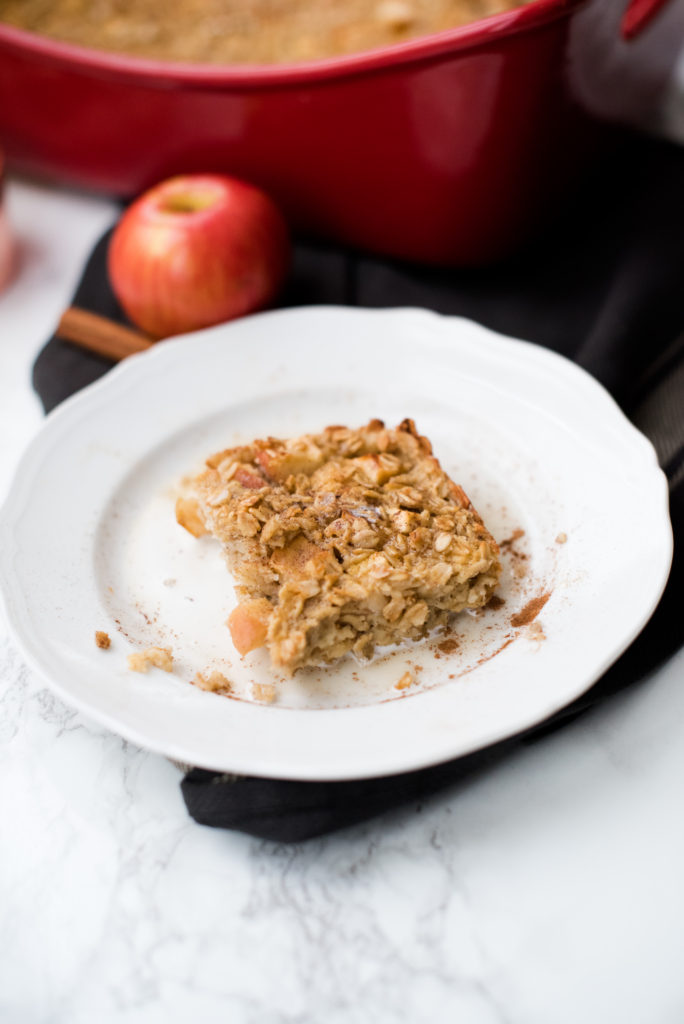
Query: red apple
107 173 290 338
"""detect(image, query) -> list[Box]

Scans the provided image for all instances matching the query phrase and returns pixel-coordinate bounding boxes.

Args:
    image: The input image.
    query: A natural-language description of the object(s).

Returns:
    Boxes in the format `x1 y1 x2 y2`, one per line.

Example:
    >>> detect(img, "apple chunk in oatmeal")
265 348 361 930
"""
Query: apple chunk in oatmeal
176 418 501 674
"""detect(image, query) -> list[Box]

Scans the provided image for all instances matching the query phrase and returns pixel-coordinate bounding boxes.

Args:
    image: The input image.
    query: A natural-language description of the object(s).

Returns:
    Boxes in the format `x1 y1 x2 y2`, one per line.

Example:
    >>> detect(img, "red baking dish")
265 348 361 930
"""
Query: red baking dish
0 0 618 263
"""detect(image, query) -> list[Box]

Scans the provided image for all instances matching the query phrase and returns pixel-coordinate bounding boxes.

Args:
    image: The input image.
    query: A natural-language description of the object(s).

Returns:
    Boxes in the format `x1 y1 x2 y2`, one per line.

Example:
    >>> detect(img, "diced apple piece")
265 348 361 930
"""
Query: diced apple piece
234 466 266 489
352 453 401 485
227 598 272 655
175 497 206 538
255 446 323 481
270 535 333 580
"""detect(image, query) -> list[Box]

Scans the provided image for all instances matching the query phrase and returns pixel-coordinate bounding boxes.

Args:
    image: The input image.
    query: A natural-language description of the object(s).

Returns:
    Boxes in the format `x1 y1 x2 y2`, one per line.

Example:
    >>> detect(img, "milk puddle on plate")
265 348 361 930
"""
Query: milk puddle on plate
94 393 563 710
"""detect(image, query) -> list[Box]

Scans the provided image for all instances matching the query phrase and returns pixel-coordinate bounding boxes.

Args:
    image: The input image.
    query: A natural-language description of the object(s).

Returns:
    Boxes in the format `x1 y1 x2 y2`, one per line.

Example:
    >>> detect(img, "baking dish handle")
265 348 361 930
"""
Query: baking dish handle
621 0 672 40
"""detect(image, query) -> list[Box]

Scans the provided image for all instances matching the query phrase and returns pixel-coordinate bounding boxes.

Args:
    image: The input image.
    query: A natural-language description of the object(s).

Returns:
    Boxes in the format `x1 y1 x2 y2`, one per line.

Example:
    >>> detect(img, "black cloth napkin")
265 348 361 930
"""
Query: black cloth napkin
34 132 684 842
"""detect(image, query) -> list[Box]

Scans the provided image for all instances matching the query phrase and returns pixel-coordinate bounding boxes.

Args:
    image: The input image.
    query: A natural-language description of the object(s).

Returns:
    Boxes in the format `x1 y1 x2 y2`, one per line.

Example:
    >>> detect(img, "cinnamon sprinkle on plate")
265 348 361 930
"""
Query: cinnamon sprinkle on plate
510 592 551 628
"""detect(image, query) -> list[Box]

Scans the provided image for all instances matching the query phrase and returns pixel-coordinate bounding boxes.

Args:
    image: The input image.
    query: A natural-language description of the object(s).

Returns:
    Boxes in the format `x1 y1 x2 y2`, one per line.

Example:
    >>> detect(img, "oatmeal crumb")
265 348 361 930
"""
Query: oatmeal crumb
127 646 173 673
252 682 276 703
555 532 567 544
95 630 111 650
193 670 232 694
395 670 413 690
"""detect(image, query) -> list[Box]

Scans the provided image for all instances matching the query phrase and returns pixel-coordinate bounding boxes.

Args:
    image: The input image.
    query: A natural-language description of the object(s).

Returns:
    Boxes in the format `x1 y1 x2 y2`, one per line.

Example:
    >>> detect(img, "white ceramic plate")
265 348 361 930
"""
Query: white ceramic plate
0 307 672 779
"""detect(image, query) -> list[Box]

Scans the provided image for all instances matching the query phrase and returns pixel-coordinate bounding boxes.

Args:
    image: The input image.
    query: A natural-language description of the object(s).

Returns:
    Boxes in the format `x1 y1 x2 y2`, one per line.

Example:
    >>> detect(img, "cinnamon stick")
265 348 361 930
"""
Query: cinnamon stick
56 307 154 361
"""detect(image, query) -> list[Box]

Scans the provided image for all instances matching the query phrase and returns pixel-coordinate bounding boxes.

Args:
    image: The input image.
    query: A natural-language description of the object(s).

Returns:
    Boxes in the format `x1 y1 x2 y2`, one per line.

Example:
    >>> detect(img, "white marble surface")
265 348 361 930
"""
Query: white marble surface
2 178 684 1024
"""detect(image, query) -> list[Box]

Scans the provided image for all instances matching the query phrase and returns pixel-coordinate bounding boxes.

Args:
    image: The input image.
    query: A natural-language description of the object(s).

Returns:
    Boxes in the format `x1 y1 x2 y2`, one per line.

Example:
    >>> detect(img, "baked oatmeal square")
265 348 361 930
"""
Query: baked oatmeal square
177 418 501 674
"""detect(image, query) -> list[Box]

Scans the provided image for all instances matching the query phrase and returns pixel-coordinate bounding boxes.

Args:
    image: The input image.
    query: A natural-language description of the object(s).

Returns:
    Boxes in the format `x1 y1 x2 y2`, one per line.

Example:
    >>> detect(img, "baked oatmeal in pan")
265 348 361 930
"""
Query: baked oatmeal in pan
177 418 501 674
1 0 533 65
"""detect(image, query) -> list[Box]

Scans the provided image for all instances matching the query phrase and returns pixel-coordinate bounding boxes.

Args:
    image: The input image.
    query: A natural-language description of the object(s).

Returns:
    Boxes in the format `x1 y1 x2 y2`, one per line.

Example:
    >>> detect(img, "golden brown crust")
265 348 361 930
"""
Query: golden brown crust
181 419 501 674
